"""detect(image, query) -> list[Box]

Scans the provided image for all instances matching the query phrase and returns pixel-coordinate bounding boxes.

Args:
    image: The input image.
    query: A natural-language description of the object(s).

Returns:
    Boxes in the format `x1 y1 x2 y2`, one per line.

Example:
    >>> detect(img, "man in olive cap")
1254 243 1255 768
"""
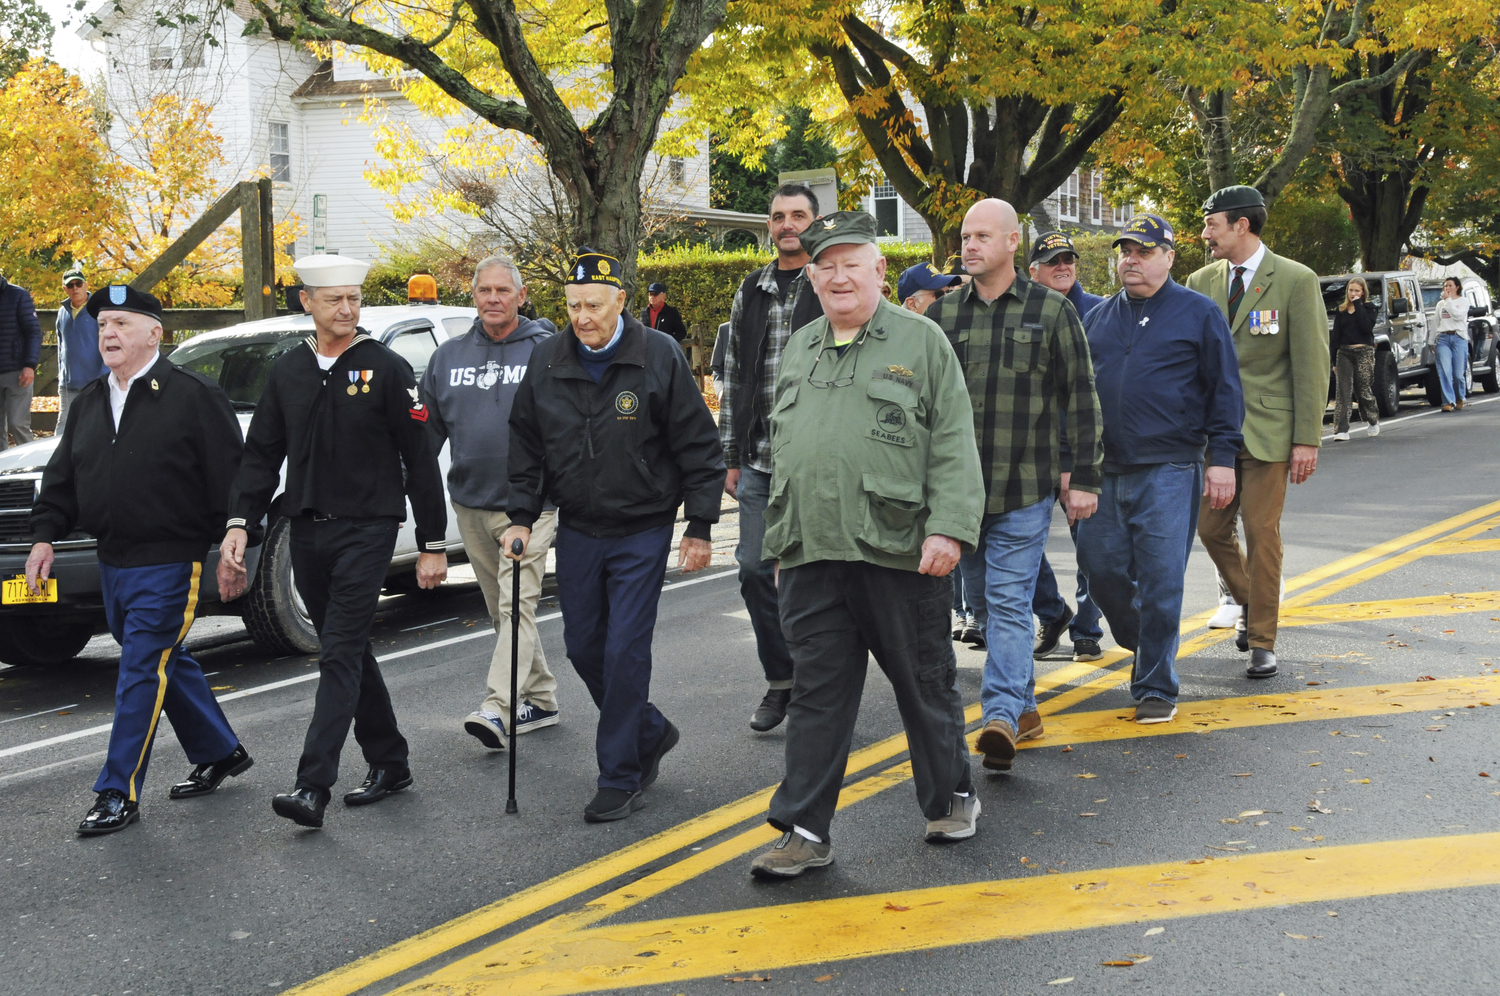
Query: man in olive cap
751 211 985 878
1184 186 1327 679
504 248 724 823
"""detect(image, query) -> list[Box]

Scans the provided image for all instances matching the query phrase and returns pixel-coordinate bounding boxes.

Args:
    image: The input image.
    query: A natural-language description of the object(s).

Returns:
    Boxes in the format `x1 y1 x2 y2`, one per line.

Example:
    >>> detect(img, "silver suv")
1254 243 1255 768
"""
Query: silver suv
0 304 477 668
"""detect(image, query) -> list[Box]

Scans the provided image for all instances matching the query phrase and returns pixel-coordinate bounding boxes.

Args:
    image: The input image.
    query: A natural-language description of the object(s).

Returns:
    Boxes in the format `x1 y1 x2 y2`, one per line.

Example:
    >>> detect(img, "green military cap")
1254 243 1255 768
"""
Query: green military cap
798 210 878 261
1201 185 1266 216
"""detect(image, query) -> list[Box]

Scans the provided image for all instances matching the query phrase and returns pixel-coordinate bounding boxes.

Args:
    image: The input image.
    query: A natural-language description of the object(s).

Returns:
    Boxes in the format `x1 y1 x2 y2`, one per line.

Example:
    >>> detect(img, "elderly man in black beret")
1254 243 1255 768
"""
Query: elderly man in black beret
503 249 725 823
27 285 252 835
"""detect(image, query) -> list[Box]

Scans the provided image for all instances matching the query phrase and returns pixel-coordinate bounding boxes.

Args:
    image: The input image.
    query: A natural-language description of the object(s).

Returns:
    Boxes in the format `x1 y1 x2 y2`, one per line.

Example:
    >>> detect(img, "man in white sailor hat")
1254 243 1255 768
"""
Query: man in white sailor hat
220 254 450 828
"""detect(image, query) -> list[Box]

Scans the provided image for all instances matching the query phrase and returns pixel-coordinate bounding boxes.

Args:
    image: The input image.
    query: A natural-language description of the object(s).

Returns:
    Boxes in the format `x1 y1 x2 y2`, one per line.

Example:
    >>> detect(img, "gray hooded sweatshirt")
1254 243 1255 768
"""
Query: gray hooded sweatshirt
420 317 553 510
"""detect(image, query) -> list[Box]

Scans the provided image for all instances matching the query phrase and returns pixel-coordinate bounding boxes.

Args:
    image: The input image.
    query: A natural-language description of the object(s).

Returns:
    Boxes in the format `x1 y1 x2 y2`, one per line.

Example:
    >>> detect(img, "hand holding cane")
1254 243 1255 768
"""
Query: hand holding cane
506 537 523 814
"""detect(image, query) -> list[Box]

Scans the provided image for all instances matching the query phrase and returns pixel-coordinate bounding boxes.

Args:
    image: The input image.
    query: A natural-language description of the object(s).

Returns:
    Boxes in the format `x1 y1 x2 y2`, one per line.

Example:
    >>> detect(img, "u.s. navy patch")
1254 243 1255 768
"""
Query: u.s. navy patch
615 391 639 415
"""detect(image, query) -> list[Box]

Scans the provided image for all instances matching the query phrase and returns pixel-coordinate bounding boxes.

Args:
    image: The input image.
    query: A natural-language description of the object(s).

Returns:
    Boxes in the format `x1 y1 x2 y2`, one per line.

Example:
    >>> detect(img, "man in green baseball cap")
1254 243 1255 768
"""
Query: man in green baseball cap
749 209 986 878
1185 185 1328 680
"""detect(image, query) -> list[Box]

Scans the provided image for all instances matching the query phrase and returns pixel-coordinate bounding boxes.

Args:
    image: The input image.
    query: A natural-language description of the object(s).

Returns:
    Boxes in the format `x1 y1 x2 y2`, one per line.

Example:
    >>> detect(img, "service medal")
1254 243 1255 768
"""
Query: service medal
1249 312 1262 336
360 369 373 393
347 384 358 395
348 371 360 395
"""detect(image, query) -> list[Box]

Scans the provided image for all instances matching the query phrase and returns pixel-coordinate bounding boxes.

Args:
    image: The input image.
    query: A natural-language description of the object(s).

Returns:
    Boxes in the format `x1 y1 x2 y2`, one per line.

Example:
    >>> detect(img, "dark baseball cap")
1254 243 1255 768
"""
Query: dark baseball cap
897 263 960 304
1112 214 1176 251
1030 232 1078 264
647 282 667 294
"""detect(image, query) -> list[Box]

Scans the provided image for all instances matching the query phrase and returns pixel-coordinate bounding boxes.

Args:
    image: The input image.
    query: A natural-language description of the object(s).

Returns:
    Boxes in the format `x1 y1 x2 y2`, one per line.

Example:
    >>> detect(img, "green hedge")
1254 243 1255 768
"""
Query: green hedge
524 242 941 341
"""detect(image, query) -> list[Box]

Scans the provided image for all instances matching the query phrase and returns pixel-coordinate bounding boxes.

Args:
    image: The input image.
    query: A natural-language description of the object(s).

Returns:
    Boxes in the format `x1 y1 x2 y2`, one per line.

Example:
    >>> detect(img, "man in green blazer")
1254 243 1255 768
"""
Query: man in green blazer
1184 186 1329 679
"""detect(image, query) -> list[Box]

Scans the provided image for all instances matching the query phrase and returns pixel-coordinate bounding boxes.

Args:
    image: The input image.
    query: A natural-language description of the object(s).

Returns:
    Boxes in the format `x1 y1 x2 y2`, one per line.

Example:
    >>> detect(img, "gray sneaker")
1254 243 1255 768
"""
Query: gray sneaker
750 831 833 879
925 793 981 843
1134 698 1178 724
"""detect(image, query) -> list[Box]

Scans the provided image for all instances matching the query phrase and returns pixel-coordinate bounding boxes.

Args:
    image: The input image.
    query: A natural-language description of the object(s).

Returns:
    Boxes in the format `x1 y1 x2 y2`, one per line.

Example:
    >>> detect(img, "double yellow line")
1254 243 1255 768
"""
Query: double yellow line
284 498 1500 996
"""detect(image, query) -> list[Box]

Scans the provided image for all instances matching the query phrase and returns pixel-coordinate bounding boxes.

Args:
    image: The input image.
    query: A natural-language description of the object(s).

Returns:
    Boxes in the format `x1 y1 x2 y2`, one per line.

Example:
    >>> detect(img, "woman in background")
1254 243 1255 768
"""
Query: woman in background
1330 277 1380 440
1434 277 1470 412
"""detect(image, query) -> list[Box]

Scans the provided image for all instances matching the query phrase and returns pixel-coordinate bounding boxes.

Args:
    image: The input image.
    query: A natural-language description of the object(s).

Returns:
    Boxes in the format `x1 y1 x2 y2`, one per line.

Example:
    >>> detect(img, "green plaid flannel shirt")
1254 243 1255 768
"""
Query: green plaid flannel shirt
928 271 1103 515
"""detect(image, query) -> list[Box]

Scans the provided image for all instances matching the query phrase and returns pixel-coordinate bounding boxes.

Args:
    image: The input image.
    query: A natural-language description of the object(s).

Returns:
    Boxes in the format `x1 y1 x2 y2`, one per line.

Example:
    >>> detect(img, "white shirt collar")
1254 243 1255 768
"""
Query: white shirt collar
109 351 159 430
1230 241 1267 285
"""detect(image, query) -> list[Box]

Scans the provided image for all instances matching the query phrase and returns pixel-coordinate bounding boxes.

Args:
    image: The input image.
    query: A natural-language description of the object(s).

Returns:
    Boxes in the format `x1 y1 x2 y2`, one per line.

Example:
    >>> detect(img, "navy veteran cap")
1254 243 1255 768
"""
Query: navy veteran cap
567 248 624 289
798 210 878 260
1112 214 1176 251
647 281 667 294
86 284 163 321
897 262 959 303
1030 231 1078 264
1201 184 1265 217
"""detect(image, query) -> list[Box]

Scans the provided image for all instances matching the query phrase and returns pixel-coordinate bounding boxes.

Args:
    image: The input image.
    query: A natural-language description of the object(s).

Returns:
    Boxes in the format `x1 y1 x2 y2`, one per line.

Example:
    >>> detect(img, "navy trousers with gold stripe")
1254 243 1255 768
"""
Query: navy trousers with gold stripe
94 561 239 801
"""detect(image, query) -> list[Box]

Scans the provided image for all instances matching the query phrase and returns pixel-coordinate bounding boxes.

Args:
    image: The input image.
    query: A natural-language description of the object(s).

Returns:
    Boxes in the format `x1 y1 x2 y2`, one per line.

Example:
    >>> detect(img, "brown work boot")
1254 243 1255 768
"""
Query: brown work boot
975 719 1018 772
1017 710 1044 741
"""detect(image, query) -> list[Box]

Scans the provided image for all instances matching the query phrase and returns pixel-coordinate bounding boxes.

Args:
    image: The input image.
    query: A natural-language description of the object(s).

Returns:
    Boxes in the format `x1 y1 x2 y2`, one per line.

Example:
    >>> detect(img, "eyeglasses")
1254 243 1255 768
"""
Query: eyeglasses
807 329 867 388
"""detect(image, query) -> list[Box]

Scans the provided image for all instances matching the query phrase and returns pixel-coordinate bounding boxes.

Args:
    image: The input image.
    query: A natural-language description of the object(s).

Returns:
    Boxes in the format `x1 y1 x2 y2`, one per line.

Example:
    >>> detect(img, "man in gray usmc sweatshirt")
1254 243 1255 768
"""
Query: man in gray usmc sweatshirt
420 256 559 749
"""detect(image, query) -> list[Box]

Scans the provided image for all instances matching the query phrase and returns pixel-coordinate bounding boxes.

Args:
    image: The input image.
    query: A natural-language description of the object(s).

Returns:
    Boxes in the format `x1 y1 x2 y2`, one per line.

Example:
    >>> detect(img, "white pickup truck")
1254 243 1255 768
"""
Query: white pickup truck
0 303 478 667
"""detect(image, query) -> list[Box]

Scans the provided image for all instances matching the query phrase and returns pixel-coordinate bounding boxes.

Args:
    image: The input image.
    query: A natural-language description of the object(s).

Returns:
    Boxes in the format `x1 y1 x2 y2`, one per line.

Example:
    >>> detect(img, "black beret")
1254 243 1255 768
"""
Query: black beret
566 248 624 289
1201 185 1266 216
86 284 163 322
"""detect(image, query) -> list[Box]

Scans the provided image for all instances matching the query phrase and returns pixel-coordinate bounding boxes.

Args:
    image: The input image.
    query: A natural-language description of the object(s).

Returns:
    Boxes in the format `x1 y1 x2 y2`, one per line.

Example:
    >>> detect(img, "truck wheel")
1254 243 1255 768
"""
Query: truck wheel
242 517 320 656
1375 351 1402 418
0 616 93 667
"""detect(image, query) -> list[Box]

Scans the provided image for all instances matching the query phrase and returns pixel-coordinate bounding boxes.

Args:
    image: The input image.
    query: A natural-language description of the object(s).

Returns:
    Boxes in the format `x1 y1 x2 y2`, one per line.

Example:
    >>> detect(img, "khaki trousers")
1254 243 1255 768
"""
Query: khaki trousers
1197 452 1288 650
453 504 559 715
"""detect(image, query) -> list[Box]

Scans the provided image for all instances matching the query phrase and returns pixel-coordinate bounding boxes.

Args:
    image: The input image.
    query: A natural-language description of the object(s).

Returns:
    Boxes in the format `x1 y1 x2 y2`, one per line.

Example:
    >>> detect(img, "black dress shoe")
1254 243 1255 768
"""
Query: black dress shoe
343 766 413 807
1234 614 1250 652
750 688 791 732
78 789 140 835
1246 648 1278 678
272 787 329 827
584 787 644 823
1034 608 1074 659
641 721 680 790
169 744 254 799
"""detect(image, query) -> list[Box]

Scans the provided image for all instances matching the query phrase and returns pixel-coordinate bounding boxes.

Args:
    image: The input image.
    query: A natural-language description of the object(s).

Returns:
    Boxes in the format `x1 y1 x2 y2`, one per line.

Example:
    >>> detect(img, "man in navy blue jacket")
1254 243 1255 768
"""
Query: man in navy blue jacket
1076 216 1244 724
0 273 41 448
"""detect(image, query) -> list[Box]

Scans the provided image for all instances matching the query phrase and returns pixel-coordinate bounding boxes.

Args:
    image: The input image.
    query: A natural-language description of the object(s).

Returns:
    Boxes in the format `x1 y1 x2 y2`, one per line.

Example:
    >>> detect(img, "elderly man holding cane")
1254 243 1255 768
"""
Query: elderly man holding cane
749 213 985 878
502 249 725 824
27 285 252 835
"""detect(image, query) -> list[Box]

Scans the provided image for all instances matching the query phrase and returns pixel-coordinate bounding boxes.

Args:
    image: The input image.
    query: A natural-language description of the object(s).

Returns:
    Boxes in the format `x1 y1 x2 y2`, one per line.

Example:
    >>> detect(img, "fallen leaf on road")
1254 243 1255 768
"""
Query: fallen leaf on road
1239 810 1266 818
1426 725 1446 731
1220 818 1241 824
229 931 251 940
1157 899 1178 905
1079 812 1098 817
1309 762 1322 767
1175 754 1187 759
1307 681 1321 686
1284 932 1309 940
1482 773 1491 778
1348 778 1371 784
1417 675 1435 681
1199 894 1214 900
1443 630 1456 634
1075 773 1098 779
723 974 770 983
1144 927 1165 936
1326 911 1338 917
1101 961 1136 967
1207 845 1240 851
1061 746 1074 752
1046 978 1074 985
1130 955 1153 963
978 891 1005 897
1185 859 1208 864
1309 800 1333 813
1232 773 1253 778
814 975 834 982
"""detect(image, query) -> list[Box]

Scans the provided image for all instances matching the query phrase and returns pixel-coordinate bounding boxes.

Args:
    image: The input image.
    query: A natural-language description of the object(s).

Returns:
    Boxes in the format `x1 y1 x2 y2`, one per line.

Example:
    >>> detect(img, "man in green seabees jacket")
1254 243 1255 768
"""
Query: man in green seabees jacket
749 211 986 881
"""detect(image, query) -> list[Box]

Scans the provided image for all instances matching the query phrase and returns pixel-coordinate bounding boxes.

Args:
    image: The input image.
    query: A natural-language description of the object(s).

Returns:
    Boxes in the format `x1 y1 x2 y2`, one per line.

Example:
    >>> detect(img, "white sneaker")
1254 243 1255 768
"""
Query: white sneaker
1367 422 1380 437
1332 431 1350 441
1207 600 1243 629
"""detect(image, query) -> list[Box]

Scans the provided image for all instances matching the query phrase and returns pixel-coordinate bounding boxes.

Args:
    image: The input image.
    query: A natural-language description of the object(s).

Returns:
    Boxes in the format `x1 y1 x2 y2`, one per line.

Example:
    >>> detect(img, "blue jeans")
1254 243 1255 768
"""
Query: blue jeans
1436 333 1468 406
1076 462 1202 704
1032 518 1104 641
977 497 1054 727
555 523 674 791
734 467 794 685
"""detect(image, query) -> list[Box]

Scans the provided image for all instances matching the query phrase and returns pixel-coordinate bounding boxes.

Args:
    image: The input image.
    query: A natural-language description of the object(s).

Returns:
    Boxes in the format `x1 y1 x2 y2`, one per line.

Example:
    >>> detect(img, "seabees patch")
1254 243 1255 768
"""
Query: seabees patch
872 403 911 446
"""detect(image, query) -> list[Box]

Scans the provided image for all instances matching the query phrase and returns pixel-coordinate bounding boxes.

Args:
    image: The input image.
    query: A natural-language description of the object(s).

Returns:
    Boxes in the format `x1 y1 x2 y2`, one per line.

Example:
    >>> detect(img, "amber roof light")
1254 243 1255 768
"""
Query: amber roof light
408 273 438 304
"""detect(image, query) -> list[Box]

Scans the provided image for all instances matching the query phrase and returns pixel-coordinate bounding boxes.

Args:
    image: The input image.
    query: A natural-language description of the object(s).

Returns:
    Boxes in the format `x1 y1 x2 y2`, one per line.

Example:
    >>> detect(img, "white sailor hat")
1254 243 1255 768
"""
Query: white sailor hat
294 253 371 288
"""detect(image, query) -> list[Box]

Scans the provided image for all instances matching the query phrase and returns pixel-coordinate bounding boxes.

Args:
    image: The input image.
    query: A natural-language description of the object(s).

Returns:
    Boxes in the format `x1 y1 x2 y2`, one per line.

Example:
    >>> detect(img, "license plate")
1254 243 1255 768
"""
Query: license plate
3 576 57 604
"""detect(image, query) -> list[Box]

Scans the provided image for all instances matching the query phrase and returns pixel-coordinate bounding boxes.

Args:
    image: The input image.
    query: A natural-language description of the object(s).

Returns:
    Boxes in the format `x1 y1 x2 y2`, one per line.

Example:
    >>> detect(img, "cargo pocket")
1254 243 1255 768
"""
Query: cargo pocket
866 378 917 447
760 474 799 560
768 383 799 455
1004 323 1046 373
857 472 925 555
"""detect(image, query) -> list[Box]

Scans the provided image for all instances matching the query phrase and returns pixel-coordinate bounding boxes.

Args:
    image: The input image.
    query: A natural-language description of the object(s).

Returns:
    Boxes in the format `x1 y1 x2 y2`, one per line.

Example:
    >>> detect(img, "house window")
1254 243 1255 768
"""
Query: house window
181 37 204 69
150 45 174 70
1091 172 1103 225
872 177 899 237
1056 173 1079 222
669 157 685 187
269 123 291 183
1116 201 1134 225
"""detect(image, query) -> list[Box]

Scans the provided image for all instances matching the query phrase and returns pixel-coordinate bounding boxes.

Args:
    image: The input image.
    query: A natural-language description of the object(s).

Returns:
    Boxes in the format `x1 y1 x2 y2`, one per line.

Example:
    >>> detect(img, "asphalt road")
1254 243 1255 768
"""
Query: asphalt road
1 390 1498 996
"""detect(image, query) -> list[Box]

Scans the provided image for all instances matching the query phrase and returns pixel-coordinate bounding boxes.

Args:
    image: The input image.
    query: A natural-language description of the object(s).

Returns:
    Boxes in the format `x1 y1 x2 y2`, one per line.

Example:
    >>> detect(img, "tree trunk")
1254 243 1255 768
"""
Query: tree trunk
1186 88 1237 193
1341 170 1431 272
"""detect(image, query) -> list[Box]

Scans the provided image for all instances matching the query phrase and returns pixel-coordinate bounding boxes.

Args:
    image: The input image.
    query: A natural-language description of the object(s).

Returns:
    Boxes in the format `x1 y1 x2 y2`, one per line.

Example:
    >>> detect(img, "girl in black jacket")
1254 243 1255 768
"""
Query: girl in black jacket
1330 277 1380 440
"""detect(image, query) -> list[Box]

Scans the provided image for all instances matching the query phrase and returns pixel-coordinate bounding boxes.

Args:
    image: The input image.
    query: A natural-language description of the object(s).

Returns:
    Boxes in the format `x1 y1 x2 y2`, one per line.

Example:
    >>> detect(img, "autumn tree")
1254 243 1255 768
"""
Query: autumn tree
243 0 731 289
0 0 50 80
